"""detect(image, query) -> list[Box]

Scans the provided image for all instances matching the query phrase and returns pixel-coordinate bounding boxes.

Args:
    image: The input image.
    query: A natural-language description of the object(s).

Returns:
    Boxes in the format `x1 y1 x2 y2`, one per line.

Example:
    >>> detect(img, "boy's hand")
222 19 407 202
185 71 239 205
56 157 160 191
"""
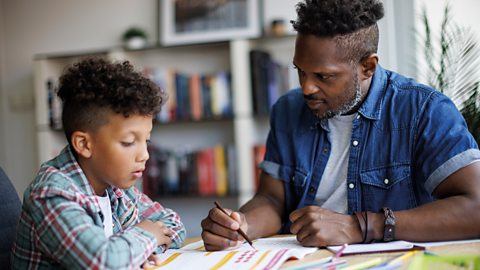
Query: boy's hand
136 220 173 248
141 254 161 269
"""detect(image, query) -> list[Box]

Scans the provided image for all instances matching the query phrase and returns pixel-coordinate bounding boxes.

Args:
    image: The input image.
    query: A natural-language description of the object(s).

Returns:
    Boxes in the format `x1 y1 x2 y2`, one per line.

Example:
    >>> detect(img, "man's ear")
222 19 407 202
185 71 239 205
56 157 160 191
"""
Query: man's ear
360 53 378 79
71 131 92 158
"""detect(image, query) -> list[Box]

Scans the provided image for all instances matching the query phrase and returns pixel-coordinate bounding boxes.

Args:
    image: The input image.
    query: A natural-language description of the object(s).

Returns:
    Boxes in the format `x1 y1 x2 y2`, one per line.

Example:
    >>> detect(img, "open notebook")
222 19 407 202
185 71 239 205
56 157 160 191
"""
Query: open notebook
327 240 424 255
149 236 318 270
327 238 480 255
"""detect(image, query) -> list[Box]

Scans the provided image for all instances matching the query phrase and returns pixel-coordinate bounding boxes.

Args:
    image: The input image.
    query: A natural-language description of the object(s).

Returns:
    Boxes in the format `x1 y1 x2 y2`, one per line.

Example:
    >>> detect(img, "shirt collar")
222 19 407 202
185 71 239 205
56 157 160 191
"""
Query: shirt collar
357 64 387 120
59 145 125 201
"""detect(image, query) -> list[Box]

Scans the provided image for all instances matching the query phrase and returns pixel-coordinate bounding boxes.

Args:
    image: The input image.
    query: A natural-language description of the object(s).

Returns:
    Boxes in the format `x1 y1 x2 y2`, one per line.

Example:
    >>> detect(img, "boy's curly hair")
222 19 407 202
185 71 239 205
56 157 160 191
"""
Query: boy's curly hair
57 57 166 144
291 0 385 62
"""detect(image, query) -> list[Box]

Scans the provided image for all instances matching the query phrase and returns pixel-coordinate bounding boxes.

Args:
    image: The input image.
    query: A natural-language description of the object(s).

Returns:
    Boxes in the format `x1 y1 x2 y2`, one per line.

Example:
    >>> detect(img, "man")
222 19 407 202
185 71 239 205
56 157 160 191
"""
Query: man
201 0 480 250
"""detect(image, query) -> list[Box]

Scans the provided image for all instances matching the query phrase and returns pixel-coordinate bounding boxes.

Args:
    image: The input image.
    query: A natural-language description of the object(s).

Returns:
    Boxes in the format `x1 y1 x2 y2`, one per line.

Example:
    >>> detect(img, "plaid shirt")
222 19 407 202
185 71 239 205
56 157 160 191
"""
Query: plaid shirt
12 146 186 269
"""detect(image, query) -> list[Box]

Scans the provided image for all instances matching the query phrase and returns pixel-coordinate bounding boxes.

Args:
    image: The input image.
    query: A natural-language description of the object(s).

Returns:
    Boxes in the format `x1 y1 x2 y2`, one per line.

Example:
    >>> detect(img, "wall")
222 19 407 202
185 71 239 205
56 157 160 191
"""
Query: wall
0 0 158 197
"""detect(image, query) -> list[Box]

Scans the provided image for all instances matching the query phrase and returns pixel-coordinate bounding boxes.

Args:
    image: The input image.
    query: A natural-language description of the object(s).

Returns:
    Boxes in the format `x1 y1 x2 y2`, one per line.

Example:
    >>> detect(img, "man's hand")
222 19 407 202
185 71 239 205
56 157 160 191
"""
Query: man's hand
201 207 249 251
289 206 362 247
136 220 173 248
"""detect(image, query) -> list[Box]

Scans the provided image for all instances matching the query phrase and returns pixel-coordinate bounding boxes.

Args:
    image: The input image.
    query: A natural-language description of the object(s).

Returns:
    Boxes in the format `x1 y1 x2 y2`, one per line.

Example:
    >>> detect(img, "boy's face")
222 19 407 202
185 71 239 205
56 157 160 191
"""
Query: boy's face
81 111 153 195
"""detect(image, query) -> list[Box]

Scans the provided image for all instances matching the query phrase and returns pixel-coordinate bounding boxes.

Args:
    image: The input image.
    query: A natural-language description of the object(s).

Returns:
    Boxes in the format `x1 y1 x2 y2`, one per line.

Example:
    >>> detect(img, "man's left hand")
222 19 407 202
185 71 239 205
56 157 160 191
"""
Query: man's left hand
289 206 362 246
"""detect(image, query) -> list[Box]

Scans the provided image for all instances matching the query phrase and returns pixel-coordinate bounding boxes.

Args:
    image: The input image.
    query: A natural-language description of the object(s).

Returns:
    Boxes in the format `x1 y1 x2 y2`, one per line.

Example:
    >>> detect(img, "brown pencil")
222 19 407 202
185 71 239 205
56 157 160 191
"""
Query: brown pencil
214 201 255 249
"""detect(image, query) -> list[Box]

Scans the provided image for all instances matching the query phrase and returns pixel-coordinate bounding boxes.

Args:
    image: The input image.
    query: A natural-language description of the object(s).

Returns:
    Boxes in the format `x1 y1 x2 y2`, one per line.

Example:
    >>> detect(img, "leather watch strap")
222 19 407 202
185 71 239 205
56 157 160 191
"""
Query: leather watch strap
382 207 396 242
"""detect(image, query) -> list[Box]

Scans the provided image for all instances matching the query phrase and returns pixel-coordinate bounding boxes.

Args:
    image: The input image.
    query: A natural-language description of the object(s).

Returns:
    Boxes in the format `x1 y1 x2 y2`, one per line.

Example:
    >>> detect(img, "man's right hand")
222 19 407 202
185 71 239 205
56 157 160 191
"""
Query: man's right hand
201 172 285 251
201 207 249 251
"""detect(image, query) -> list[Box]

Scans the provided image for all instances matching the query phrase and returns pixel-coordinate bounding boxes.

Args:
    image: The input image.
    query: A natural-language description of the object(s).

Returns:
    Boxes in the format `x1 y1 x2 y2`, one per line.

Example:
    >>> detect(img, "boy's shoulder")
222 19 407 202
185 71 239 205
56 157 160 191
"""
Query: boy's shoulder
25 146 93 203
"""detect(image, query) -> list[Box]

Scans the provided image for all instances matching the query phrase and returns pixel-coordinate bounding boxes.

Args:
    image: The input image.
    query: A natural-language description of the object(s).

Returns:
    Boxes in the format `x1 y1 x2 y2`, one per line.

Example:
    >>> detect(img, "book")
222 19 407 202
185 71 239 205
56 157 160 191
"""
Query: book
327 238 480 256
214 144 228 196
189 73 202 120
151 236 318 270
250 50 271 116
327 241 425 255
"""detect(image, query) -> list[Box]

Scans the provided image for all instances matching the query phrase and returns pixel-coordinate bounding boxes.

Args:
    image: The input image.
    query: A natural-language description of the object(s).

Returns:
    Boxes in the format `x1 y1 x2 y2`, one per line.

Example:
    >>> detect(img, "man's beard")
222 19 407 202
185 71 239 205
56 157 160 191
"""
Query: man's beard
315 77 363 120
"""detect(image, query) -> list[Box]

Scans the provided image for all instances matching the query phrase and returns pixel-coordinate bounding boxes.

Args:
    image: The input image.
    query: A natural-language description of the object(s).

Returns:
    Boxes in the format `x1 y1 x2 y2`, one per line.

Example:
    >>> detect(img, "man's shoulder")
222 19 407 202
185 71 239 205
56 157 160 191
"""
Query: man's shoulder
377 68 450 111
384 69 439 98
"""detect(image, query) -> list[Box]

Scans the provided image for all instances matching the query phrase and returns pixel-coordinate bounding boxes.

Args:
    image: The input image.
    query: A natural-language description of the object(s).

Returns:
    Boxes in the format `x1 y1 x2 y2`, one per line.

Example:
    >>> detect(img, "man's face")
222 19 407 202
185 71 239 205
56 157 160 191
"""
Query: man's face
82 112 153 195
293 34 365 119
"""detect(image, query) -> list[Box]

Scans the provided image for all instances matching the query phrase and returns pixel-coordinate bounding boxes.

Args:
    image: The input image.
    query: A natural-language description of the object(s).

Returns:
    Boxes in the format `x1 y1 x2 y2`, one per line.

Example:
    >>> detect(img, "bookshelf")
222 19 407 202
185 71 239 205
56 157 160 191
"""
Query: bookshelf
33 35 297 236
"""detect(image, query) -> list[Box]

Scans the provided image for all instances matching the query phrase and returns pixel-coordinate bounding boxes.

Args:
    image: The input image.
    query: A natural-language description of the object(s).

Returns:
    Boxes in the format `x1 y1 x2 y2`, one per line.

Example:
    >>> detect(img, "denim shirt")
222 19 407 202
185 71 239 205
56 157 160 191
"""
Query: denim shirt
260 65 480 233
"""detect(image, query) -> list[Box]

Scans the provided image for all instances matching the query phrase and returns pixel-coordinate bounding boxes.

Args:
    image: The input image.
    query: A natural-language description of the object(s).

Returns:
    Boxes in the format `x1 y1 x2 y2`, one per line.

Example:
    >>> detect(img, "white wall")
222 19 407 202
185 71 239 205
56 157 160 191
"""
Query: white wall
0 0 158 196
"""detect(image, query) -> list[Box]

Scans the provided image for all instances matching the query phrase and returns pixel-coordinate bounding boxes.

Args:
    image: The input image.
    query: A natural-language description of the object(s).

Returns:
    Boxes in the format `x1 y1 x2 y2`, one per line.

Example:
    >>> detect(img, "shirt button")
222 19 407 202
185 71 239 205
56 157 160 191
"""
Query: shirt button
384 178 389 185
356 115 360 119
291 176 295 183
308 186 315 193
348 183 355 189
323 148 328 153
352 140 359 147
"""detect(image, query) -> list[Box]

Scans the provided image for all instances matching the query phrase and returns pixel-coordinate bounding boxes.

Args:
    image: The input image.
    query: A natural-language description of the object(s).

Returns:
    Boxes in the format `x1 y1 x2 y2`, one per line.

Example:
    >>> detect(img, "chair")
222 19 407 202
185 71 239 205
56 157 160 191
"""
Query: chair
0 166 21 268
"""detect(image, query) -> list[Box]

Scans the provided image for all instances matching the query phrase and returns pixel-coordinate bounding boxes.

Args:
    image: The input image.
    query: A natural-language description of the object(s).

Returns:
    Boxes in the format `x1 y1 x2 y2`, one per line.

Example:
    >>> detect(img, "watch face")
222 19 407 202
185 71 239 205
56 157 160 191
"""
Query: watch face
386 215 395 225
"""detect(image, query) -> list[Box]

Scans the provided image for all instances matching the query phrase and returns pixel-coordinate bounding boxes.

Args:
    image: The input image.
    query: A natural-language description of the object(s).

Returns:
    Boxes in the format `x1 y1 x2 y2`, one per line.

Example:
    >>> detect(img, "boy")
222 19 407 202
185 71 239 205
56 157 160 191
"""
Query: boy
12 57 186 269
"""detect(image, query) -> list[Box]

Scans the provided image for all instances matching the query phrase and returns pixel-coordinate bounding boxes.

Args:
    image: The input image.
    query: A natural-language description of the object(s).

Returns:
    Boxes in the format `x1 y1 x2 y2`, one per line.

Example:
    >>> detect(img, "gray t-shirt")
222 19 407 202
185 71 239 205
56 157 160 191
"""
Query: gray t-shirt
314 113 356 214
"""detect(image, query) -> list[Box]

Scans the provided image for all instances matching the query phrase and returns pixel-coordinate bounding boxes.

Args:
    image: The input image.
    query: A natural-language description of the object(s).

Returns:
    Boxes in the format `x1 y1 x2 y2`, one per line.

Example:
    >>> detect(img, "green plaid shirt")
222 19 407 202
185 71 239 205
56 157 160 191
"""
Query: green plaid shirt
12 146 186 269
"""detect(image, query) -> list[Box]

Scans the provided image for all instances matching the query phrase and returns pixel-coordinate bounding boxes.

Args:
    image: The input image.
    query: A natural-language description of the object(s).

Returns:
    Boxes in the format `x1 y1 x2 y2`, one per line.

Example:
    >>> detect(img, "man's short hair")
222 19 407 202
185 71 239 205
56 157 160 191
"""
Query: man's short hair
56 57 166 145
291 0 385 62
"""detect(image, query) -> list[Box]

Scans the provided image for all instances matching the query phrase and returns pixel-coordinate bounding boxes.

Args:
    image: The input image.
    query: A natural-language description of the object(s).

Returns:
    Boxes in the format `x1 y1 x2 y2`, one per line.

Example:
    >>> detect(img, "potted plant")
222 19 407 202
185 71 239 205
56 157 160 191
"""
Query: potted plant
418 4 480 143
122 27 148 49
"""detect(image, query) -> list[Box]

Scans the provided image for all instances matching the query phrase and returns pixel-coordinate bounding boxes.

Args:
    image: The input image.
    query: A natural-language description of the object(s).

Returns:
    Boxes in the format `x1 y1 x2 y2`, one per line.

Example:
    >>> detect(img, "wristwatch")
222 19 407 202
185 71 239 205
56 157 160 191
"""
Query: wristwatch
382 207 395 242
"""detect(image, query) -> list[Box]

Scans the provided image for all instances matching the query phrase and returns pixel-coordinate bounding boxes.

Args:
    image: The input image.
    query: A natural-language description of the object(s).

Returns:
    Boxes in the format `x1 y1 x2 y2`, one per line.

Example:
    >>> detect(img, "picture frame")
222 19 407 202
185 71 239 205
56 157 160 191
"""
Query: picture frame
159 0 261 46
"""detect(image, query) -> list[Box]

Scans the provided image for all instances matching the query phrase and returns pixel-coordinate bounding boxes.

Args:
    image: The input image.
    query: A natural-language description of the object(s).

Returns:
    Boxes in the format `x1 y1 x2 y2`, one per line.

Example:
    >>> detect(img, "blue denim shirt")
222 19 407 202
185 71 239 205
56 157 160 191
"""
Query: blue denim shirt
260 65 480 233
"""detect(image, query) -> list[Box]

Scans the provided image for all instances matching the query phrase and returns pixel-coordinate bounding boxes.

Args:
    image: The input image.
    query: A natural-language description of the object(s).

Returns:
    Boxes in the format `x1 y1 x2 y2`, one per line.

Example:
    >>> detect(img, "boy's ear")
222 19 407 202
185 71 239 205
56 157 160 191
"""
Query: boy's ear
360 53 378 79
71 131 92 158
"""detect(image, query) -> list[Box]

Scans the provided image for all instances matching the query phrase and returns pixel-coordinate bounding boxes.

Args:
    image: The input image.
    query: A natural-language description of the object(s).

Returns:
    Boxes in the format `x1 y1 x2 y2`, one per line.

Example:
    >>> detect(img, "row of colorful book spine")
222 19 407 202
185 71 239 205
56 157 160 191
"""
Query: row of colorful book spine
143 68 233 123
142 144 238 197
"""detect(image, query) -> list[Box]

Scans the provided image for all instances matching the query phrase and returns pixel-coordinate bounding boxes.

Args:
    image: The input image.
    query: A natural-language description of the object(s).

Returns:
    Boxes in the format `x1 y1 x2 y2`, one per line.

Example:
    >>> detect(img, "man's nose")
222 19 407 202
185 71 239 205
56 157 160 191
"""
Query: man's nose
302 77 320 96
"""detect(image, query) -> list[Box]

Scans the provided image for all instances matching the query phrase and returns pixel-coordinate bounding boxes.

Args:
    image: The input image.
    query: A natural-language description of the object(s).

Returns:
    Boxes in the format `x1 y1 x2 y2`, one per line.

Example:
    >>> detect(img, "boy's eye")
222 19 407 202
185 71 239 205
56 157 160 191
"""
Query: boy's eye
121 141 134 147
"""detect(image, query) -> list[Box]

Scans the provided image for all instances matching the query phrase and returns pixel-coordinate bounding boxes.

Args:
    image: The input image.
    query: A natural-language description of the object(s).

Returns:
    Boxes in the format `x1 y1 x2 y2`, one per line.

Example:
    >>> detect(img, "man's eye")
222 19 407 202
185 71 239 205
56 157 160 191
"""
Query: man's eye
121 142 134 147
315 74 332 81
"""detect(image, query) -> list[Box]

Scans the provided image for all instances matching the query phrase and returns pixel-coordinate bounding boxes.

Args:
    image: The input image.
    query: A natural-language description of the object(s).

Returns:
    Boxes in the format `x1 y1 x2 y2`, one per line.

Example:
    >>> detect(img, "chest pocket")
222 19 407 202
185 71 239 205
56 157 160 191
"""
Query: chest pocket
359 164 416 211
281 166 309 206
280 166 310 222
291 168 308 187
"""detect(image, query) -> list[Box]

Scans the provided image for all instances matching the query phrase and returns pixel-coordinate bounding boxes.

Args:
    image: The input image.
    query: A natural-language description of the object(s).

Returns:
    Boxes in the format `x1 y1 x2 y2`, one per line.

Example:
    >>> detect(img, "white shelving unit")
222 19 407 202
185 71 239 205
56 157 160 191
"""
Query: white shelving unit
33 36 296 236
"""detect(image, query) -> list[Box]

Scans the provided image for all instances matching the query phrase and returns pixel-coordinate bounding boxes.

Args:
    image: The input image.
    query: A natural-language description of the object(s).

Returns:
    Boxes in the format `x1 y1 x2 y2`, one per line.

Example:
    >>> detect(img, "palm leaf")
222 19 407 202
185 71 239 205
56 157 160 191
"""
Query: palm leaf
418 3 480 144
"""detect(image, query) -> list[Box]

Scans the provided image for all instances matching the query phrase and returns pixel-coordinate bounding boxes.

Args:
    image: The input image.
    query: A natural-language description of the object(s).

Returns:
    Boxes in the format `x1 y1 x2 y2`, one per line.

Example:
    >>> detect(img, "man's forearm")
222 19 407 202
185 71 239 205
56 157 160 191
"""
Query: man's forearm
365 195 480 242
398 194 480 241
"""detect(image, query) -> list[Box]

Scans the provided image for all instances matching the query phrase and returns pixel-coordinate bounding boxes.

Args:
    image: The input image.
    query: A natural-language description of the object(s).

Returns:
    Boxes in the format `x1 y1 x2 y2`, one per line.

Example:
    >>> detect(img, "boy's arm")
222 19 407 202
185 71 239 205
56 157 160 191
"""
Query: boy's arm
29 188 157 269
134 187 187 249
